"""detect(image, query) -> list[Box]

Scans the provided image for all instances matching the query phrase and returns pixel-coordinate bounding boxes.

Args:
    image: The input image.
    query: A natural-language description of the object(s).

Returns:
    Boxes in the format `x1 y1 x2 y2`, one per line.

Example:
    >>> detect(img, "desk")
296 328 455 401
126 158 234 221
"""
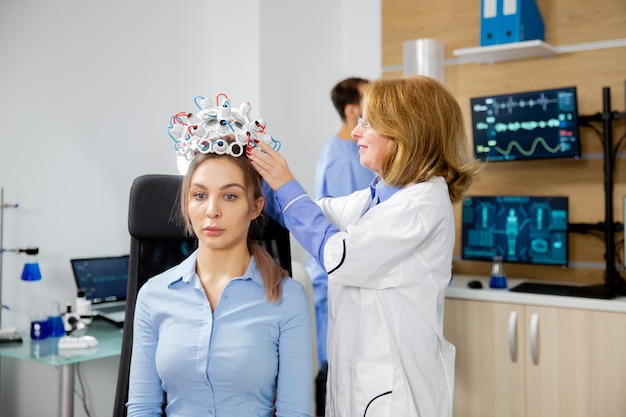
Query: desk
0 319 123 417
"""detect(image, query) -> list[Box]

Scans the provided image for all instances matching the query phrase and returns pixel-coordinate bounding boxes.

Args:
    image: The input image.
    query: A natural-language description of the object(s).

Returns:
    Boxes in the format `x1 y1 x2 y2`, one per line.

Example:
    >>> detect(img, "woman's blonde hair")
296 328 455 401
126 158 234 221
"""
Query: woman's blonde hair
180 152 287 302
365 75 481 203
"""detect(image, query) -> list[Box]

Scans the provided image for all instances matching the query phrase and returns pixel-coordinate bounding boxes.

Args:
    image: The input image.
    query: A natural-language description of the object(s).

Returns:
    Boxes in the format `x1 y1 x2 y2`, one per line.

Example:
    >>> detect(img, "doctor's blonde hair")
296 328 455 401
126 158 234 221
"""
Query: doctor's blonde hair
364 75 480 203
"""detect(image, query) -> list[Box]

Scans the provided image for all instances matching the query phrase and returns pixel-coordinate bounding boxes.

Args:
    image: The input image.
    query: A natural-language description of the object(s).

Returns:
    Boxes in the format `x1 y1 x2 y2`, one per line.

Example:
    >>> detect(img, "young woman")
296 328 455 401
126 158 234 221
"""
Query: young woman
249 75 480 417
127 150 313 417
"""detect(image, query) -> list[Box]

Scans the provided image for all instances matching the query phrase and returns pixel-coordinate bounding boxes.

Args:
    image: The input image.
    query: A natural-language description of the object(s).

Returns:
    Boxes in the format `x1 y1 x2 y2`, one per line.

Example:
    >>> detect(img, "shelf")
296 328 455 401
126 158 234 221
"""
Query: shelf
452 40 559 64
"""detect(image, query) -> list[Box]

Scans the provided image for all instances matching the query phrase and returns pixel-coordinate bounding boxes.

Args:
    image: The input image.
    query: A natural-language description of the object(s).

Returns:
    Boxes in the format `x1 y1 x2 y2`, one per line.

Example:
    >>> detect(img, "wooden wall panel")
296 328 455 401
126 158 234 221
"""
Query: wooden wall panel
383 0 626 284
383 0 626 67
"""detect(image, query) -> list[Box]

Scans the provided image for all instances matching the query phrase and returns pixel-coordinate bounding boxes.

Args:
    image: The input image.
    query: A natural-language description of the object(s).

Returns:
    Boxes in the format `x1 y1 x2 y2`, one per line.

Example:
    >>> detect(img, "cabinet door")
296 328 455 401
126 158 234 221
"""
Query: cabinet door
525 306 626 417
444 298 527 417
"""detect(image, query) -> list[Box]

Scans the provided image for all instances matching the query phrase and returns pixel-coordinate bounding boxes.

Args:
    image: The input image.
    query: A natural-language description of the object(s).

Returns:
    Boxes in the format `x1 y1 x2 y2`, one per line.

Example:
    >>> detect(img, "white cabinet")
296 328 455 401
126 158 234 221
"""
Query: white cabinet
444 277 626 417
444 299 526 417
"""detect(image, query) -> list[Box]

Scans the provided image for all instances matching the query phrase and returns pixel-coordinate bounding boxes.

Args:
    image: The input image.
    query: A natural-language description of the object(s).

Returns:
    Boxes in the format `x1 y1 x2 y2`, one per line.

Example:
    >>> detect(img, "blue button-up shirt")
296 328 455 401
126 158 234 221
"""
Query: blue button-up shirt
127 251 313 417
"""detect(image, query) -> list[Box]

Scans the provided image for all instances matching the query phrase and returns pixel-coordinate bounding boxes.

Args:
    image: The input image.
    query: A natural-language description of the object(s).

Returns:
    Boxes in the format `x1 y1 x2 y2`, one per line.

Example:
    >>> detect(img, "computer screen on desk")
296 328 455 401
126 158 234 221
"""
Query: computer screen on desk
461 195 569 266
71 255 129 303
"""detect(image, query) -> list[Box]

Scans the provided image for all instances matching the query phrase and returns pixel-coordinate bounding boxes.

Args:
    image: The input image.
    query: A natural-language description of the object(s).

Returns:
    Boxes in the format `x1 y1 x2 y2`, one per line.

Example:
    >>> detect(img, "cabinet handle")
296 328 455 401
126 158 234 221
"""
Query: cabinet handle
529 313 539 365
508 311 518 362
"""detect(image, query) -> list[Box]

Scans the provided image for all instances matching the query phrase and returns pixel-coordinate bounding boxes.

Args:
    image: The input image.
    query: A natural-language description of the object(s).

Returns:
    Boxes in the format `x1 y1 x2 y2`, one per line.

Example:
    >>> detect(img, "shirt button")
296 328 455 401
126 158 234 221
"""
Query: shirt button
223 294 228 300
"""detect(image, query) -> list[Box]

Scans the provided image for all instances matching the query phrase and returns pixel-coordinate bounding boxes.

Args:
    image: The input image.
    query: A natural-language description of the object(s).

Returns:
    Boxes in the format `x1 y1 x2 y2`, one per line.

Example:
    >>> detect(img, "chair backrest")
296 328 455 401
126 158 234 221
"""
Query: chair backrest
112 174 291 417
290 261 319 417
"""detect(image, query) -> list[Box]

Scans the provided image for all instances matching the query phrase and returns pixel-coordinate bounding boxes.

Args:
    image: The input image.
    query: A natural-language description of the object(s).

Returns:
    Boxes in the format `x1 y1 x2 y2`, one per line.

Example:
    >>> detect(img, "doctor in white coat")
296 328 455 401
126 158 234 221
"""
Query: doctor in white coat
249 75 480 417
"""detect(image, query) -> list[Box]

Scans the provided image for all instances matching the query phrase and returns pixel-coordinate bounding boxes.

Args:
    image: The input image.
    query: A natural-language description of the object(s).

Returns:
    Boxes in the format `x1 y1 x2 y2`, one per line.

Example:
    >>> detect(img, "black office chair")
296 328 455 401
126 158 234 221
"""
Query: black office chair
112 174 291 417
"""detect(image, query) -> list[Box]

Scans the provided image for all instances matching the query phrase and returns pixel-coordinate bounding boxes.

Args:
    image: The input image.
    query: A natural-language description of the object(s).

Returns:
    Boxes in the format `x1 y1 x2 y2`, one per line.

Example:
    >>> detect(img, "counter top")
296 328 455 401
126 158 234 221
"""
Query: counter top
0 318 122 366
447 275 626 313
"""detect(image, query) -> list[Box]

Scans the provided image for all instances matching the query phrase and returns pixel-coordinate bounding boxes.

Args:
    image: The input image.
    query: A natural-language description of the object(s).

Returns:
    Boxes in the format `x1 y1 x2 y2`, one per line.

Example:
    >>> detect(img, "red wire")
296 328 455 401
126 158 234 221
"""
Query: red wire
174 112 191 125
255 120 266 133
215 93 229 106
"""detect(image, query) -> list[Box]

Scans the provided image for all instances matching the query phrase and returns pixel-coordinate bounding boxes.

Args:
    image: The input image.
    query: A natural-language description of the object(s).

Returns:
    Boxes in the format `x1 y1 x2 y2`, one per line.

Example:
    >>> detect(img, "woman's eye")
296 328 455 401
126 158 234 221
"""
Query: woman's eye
224 193 237 201
193 192 206 200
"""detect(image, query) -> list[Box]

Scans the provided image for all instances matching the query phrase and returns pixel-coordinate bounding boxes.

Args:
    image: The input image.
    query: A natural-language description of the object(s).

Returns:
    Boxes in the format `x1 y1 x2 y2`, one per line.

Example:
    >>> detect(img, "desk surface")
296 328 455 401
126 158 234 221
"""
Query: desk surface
448 274 626 313
0 318 123 366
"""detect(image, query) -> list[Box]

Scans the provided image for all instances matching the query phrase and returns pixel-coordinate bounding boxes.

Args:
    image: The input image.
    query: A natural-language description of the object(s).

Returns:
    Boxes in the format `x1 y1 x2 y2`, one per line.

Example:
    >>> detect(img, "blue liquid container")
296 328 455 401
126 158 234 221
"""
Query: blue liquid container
21 262 42 281
48 315 65 337
48 302 65 337
30 316 50 340
489 274 508 289
489 256 508 289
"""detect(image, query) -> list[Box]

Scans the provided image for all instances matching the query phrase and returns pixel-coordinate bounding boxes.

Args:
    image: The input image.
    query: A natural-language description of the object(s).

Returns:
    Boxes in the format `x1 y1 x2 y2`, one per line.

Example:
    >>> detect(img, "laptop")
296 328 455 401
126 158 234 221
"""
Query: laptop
70 255 130 327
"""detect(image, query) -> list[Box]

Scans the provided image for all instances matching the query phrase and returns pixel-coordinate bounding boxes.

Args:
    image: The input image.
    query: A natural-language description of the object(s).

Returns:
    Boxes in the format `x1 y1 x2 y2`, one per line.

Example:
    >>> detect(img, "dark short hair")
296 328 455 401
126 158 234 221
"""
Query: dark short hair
331 77 369 122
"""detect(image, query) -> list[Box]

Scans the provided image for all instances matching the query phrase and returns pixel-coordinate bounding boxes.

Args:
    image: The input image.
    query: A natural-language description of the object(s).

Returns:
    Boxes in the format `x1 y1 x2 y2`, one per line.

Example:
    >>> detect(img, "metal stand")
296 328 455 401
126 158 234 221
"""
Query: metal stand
577 85 626 297
0 189 41 413
58 364 76 417
1 188 7 325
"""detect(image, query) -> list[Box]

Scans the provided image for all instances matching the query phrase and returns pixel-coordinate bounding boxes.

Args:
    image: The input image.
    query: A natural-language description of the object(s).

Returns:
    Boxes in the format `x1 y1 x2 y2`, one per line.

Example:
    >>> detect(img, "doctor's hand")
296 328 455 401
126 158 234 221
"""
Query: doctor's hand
247 140 296 191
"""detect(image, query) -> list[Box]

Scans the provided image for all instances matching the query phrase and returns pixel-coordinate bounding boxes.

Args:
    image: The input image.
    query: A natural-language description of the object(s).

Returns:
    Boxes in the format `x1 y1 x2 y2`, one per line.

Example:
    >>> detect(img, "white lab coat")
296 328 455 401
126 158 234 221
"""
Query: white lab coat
319 176 455 417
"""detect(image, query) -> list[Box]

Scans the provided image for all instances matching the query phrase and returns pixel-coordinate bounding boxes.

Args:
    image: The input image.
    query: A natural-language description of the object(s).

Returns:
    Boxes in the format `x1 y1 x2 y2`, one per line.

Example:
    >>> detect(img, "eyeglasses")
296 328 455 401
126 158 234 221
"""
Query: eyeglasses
357 117 370 131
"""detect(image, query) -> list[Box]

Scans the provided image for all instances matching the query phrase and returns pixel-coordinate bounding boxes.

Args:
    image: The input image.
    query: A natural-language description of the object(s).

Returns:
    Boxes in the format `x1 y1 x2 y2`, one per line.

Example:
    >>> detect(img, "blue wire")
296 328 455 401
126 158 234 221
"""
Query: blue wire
193 96 206 110
167 126 177 141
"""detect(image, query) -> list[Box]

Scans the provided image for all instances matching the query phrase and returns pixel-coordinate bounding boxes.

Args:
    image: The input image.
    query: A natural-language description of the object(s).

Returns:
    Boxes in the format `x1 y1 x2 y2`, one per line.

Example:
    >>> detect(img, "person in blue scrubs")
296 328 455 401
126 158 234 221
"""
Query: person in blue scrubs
126 149 313 417
308 77 375 372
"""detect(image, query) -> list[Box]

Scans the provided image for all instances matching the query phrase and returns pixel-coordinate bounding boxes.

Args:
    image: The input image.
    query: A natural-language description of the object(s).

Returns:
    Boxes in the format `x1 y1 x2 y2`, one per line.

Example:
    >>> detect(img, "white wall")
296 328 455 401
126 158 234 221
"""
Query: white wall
0 1 380 416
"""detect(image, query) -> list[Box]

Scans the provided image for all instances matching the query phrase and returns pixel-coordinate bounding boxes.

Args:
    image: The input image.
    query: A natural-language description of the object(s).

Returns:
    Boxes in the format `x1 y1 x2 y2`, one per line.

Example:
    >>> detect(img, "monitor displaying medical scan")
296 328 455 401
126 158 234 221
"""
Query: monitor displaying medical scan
470 86 581 162
461 196 569 266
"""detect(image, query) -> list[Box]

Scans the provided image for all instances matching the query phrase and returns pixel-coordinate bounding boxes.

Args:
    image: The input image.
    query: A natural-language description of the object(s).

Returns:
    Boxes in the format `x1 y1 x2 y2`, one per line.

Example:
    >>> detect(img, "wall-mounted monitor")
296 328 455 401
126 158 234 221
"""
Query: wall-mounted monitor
470 86 581 162
461 195 569 266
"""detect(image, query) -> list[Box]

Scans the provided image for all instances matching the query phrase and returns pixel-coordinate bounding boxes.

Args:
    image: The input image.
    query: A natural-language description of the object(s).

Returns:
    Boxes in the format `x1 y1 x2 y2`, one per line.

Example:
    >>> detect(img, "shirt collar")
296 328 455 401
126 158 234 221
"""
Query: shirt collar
166 249 264 288
369 176 401 205
242 256 264 287
166 250 198 286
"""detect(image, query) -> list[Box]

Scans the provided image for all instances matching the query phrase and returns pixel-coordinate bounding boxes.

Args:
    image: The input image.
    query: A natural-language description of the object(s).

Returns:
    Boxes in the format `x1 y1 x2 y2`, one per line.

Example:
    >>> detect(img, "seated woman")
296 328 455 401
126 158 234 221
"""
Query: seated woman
126 143 313 417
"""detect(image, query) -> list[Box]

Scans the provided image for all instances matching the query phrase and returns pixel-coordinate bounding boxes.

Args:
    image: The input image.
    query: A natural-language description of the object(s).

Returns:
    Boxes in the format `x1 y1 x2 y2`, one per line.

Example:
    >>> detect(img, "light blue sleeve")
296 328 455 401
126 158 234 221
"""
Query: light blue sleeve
268 181 340 268
275 282 314 417
306 253 328 364
126 285 165 417
262 181 286 228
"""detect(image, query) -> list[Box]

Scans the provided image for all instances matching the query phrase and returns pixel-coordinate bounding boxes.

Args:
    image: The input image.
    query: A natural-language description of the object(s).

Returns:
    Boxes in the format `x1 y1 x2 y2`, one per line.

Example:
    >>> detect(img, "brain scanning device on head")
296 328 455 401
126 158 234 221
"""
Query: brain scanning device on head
167 93 281 163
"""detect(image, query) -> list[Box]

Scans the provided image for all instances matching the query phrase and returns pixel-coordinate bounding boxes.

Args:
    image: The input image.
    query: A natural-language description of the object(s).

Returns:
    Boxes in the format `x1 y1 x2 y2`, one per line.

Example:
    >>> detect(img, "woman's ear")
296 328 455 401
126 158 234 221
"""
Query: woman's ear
251 196 264 219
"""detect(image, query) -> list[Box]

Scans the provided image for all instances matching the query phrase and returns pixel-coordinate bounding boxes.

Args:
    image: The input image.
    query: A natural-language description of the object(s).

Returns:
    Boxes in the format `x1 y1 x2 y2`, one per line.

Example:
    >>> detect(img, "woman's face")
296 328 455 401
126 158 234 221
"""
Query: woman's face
351 111 390 175
187 157 263 252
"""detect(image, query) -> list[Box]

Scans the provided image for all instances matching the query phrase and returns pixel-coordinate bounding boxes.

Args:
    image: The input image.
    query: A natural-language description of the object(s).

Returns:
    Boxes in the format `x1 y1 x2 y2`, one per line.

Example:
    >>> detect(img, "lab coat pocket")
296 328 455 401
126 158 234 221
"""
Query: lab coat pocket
350 358 393 417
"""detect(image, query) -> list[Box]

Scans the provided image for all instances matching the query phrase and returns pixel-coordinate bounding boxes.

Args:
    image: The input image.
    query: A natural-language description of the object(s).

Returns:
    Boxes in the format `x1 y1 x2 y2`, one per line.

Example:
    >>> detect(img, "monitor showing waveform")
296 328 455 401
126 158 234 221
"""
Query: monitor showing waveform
471 86 581 162
461 195 569 266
